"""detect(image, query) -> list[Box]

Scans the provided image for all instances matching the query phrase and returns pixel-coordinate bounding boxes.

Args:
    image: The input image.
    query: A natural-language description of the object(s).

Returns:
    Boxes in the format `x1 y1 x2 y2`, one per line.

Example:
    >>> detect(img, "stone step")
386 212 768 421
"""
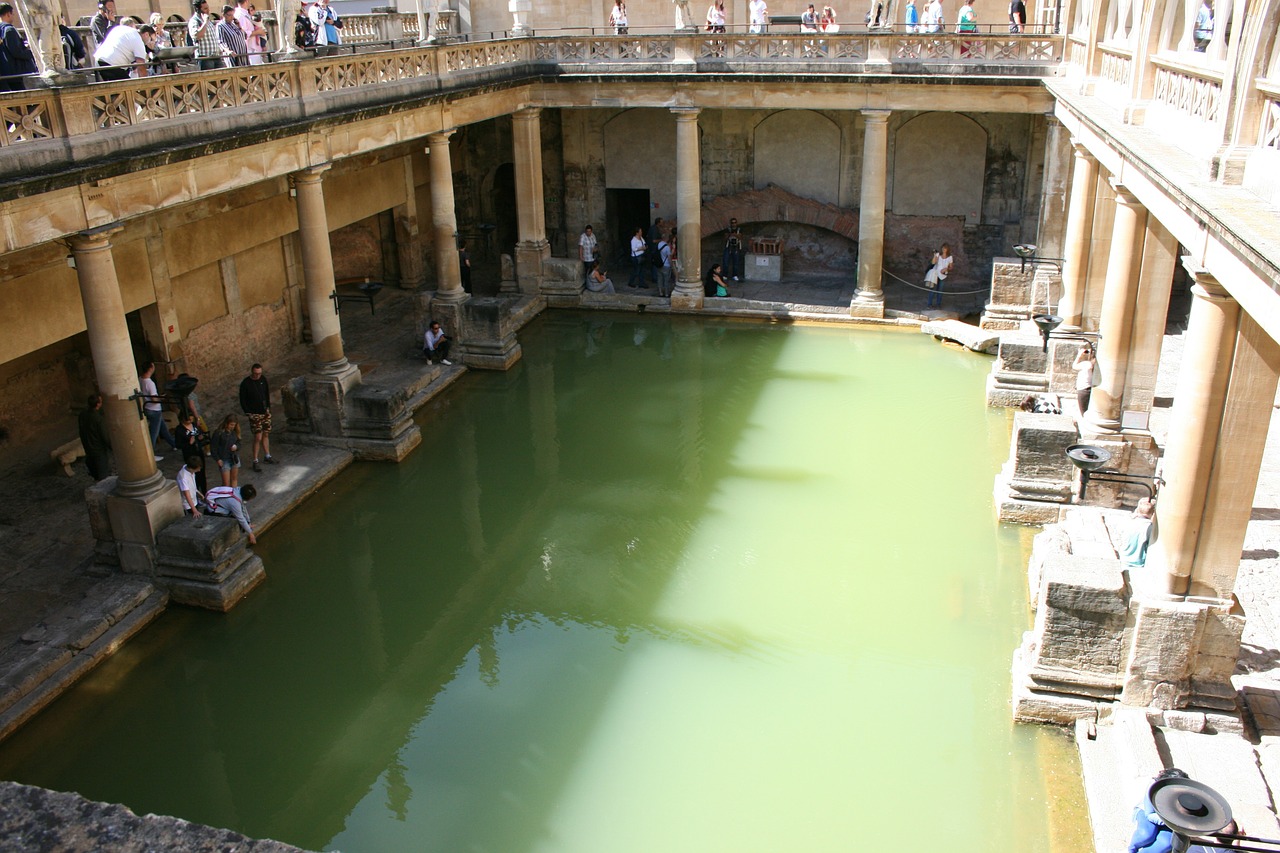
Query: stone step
1161 726 1280 842
1075 708 1165 853
0 577 167 742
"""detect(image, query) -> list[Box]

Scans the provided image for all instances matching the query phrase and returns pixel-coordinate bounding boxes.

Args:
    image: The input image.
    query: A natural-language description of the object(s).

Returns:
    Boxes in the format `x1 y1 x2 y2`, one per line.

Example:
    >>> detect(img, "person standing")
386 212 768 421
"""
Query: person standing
904 0 918 31
211 414 242 487
924 243 953 309
188 0 221 69
657 234 673 297
923 0 943 31
458 240 471 292
955 0 976 31
216 4 248 66
90 0 117 46
628 227 647 288
1007 0 1026 32
1073 344 1097 416
722 217 744 282
0 4 37 90
176 456 203 517
139 362 178 459
423 320 453 364
1192 0 1212 51
78 394 111 481
177 411 208 495
609 0 628 34
749 0 768 33
706 0 725 31
310 0 341 56
239 362 274 472
646 217 665 283
578 224 598 281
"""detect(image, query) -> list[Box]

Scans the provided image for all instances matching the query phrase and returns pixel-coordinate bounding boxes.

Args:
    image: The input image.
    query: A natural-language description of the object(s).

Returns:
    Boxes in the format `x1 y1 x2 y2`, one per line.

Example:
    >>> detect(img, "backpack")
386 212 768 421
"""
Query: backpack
295 13 316 48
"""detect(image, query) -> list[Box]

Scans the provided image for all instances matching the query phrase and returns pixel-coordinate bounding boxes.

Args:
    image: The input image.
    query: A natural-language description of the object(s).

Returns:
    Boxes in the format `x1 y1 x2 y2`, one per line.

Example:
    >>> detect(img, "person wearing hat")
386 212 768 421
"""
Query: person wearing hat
1128 768 1189 853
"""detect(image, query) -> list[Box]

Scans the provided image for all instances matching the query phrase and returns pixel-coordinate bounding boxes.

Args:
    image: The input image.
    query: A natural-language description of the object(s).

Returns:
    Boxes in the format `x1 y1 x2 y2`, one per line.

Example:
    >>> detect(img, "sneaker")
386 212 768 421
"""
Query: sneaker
264 456 277 465
154 455 164 462
733 276 740 281
442 359 453 365
252 460 262 472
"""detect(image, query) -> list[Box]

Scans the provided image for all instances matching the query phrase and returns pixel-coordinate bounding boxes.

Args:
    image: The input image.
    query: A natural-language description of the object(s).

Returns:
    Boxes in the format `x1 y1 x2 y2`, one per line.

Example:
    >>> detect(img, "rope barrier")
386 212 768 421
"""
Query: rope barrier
882 266 990 296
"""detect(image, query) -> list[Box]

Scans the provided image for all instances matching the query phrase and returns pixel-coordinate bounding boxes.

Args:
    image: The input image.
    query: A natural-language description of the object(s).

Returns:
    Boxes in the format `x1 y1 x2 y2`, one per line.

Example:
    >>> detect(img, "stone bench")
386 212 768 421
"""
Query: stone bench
51 438 84 477
920 319 999 353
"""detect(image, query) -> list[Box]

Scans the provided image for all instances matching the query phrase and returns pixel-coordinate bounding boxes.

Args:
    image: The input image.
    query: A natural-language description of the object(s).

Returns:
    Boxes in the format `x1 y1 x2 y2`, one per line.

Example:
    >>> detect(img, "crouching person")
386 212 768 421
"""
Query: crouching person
205 483 258 545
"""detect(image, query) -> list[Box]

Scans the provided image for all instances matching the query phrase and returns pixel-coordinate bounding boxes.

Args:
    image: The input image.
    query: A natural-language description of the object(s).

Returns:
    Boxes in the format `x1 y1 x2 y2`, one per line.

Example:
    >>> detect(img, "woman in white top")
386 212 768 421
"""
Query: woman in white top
609 0 628 34
706 0 725 31
924 242 953 308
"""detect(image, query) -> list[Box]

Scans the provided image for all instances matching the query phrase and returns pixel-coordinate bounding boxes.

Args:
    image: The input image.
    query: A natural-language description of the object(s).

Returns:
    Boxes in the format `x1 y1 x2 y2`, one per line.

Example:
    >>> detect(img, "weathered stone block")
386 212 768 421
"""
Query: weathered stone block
987 335 1050 407
1010 412 1077 484
988 258 1036 308
540 256 585 307
155 516 265 612
1025 554 1129 697
1121 598 1201 708
920 319 999 353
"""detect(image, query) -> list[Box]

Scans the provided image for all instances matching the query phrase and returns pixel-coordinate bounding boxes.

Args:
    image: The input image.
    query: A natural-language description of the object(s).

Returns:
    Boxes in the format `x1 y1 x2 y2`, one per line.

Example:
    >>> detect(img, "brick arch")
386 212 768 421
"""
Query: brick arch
700 185 858 241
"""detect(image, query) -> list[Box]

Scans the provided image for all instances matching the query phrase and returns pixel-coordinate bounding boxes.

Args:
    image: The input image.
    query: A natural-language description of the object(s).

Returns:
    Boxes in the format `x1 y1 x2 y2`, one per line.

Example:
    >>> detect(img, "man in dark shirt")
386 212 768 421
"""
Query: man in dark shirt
0 3 37 90
78 393 111 481
90 0 116 46
238 362 274 472
1008 0 1027 32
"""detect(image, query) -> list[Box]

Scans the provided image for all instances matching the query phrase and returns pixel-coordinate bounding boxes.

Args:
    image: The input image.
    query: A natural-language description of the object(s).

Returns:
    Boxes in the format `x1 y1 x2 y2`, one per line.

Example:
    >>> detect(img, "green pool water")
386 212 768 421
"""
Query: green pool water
0 313 1088 852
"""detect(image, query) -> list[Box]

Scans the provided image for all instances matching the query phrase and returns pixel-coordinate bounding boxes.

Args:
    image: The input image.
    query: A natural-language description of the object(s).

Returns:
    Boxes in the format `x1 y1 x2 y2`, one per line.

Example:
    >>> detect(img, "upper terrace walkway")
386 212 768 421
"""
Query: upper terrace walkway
1 29 1062 179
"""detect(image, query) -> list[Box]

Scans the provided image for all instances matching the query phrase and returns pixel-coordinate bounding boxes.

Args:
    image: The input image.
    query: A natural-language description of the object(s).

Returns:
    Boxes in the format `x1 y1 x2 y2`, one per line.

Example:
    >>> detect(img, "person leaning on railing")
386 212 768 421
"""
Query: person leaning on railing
93 21 155 79
216 3 248 66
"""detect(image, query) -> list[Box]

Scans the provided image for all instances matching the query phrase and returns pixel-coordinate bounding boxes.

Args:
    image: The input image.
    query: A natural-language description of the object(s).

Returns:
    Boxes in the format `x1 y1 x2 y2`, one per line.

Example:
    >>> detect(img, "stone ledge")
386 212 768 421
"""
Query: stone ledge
0 781 310 853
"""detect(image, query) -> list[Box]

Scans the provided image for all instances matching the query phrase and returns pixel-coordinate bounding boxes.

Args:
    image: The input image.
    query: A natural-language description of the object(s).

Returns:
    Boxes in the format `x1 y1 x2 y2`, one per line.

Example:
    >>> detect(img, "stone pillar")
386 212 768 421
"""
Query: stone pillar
71 227 182 574
670 107 704 311
1085 181 1147 433
1146 266 1239 598
512 107 551 296
293 165 351 375
1034 116 1072 261
428 130 465 307
394 155 427 290
851 109 889 319
1058 140 1099 331
1122 216 1179 418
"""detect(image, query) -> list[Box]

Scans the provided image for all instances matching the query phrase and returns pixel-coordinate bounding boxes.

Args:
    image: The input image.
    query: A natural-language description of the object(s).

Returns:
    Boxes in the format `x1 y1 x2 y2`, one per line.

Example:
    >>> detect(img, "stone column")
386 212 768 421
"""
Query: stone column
72 228 163 493
71 227 182 574
1034 116 1072 261
1146 266 1239 598
394 155 427 290
512 107 551 296
851 109 890 319
1085 181 1147 433
670 107 704 311
1058 140 1098 331
293 165 351 375
428 130 465 307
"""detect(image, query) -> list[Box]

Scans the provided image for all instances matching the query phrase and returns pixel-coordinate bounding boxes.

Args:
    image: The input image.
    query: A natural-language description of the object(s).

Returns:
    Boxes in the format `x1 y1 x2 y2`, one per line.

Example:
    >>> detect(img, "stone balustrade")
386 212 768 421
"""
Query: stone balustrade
0 31 1063 157
1260 80 1280 152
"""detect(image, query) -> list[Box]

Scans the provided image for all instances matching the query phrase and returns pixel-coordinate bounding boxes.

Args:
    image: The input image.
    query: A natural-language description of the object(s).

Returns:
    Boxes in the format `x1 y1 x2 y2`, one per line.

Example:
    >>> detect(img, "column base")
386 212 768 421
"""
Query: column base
848 290 884 319
103 478 184 575
515 240 551 295
538 257 587 307
305 362 363 438
155 516 266 611
459 296 524 371
985 335 1049 407
670 281 704 311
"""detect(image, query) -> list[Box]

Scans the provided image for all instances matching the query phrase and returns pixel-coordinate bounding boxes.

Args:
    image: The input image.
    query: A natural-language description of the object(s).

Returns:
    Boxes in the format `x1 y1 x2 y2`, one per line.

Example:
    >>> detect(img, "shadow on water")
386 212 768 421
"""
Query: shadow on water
0 311 1084 853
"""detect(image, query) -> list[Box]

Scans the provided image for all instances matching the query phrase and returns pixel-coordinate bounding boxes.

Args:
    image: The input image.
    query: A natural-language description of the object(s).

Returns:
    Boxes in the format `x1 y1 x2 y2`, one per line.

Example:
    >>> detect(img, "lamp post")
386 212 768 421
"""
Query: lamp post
1066 444 1163 502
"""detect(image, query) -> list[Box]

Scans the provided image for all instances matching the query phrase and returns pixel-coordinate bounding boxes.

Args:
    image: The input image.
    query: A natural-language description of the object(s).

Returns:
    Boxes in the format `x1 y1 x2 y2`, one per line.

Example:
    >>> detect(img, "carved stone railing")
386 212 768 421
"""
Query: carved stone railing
1068 33 1087 68
1257 79 1280 151
0 31 1062 154
1097 43 1132 88
1150 55 1223 125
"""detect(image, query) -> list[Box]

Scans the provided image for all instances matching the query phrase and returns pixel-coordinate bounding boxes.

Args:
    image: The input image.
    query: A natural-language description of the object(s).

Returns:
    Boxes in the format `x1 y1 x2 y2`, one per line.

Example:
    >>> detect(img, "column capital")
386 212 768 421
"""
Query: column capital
1069 138 1097 161
294 163 331 184
513 106 542 120
670 106 701 119
1108 179 1143 207
861 108 891 122
68 223 125 251
1181 258 1231 300
427 129 456 148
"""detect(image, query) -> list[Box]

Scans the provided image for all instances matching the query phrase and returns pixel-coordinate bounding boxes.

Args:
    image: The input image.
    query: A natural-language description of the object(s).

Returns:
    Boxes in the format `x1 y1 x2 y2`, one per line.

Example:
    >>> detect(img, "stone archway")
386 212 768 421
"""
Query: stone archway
701 186 859 273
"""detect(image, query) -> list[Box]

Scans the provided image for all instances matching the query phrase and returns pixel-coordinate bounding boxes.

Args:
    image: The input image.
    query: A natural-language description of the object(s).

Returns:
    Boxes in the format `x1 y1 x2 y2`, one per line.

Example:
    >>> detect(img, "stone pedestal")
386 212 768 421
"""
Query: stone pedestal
980 259 1059 331
284 363 421 461
155 516 266 611
1121 596 1244 715
102 480 185 576
514 242 549 295
996 412 1078 524
986 334 1049 407
745 252 781 282
458 297 523 371
539 257 586 307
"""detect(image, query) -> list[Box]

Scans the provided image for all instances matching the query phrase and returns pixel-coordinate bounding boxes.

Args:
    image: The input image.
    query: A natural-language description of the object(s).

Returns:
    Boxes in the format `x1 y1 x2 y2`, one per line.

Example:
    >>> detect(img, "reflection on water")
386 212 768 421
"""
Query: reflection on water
0 314 1088 852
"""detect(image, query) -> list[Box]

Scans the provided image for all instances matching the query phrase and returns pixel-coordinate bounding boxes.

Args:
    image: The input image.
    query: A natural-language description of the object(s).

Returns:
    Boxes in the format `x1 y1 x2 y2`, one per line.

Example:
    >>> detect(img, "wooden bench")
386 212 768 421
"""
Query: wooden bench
332 277 385 315
52 437 85 477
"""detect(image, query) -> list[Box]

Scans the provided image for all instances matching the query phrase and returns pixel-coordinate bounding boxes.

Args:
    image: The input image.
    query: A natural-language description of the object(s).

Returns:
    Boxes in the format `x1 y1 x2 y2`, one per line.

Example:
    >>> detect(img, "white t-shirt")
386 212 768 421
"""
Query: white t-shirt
176 466 199 510
749 0 768 25
609 4 628 26
1076 359 1095 390
94 25 148 68
630 235 645 257
579 231 597 262
140 376 161 413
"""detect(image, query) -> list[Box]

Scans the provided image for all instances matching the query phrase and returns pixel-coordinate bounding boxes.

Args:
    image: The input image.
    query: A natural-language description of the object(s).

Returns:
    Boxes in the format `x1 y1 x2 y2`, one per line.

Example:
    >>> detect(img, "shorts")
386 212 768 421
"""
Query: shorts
248 412 272 435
